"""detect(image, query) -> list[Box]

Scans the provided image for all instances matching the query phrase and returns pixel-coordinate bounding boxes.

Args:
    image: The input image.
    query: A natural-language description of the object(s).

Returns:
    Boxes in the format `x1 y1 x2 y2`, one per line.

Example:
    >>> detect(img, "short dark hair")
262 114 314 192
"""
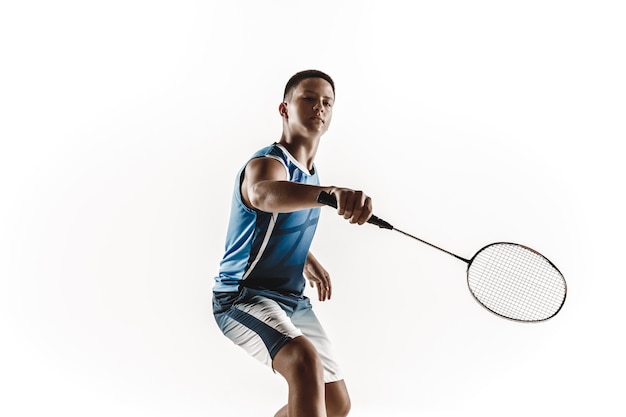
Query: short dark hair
283 69 335 101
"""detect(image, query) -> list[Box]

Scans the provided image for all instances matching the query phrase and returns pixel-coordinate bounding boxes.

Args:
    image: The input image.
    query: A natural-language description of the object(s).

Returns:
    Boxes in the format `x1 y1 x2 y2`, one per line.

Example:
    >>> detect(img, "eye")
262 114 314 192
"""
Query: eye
324 101 333 108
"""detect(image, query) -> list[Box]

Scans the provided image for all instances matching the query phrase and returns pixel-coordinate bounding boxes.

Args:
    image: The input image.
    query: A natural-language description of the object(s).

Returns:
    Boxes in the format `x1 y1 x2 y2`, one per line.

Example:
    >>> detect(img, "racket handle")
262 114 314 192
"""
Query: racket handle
317 191 393 230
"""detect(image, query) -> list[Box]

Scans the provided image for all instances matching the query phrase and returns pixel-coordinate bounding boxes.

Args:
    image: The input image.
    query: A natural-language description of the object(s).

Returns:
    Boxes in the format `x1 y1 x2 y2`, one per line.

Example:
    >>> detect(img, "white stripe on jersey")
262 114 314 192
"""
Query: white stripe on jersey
242 212 277 280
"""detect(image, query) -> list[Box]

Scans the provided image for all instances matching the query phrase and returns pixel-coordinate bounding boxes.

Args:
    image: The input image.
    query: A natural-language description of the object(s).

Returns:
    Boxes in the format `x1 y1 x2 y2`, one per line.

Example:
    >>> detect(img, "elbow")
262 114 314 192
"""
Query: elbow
248 191 265 210
248 183 273 211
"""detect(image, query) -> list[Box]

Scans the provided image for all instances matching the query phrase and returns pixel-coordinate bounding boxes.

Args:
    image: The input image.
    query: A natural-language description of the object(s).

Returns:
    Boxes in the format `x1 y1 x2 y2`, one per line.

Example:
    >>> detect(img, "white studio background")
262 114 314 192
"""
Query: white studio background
1 1 624 416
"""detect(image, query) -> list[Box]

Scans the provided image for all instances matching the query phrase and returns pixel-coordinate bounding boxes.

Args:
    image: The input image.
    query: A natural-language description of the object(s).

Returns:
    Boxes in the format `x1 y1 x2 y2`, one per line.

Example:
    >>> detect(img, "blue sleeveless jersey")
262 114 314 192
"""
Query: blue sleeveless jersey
214 143 321 295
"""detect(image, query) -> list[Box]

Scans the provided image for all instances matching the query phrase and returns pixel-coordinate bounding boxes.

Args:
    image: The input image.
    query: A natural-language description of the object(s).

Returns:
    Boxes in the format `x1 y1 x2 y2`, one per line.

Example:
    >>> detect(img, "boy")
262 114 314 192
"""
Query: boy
213 70 373 417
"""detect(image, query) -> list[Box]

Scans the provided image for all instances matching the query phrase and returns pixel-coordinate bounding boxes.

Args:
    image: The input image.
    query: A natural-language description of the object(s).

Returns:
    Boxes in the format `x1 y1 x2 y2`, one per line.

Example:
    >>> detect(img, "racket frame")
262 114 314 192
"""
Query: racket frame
465 242 567 322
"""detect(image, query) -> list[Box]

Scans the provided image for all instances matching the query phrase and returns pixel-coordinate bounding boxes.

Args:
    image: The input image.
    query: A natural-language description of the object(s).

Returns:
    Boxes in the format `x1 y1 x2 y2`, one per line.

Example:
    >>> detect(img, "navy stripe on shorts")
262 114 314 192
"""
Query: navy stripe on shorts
213 287 343 383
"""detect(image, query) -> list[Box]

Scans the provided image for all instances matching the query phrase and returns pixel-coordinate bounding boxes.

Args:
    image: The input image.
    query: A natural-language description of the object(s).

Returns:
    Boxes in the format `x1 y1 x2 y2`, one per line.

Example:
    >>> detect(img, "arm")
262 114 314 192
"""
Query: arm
242 157 373 225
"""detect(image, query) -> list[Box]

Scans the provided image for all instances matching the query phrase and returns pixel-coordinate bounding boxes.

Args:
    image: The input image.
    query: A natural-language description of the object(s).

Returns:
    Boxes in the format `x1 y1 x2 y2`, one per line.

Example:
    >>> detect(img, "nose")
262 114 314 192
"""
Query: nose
313 100 324 112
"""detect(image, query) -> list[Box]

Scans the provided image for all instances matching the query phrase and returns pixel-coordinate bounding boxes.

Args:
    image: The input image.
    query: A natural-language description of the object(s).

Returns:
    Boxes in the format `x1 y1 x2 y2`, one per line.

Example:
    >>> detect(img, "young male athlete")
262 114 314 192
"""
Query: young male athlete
213 70 373 417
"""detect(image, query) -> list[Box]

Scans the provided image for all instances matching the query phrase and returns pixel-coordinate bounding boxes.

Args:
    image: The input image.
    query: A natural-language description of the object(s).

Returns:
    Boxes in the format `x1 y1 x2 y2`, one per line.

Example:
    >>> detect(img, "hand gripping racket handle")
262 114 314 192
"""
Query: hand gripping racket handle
317 191 394 230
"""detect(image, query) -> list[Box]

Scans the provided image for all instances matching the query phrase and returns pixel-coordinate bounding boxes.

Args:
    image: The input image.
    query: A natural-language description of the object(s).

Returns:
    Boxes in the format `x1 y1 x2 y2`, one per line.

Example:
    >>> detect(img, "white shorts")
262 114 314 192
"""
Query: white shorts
213 287 343 383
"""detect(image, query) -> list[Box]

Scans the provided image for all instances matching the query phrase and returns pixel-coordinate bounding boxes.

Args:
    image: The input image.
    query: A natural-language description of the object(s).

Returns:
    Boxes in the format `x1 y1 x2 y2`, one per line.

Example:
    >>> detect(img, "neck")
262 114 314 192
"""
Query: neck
278 134 321 171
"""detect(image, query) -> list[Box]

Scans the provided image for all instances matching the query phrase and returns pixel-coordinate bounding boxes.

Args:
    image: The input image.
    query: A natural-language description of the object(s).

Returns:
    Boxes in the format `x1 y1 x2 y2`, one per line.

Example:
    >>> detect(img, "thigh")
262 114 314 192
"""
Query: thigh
214 290 303 368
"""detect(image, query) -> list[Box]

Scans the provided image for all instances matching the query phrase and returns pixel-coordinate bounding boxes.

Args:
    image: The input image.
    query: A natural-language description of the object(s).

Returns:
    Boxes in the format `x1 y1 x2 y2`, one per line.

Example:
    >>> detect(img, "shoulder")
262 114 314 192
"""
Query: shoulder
244 144 289 182
247 143 288 167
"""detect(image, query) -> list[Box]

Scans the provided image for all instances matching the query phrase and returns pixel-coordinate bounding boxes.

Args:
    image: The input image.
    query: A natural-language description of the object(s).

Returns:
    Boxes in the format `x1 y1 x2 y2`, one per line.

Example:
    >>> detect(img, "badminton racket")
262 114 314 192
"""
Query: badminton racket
317 191 567 322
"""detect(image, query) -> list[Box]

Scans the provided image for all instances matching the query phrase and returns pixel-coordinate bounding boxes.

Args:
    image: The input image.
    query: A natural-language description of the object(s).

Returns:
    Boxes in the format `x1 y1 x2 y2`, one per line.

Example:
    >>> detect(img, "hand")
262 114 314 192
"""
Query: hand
329 188 373 225
304 252 332 302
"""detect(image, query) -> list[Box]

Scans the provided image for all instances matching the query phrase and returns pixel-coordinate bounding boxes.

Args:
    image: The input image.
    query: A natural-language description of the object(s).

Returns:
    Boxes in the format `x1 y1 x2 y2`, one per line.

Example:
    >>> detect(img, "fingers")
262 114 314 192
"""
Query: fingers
317 278 332 302
315 270 331 301
333 189 373 225
307 274 331 301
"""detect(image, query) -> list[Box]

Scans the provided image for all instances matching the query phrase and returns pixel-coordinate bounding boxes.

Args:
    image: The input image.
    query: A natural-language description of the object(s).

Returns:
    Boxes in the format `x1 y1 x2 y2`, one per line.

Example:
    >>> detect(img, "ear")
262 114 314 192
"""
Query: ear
278 102 288 118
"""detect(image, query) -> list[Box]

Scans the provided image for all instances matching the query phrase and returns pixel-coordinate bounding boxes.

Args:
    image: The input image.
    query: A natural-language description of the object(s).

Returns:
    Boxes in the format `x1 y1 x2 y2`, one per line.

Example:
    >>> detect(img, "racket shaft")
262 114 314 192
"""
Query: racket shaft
318 191 467 261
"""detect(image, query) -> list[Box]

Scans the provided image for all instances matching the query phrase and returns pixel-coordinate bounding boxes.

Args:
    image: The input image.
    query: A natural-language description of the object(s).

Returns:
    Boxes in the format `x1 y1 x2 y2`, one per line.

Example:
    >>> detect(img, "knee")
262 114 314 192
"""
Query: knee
274 337 324 381
292 350 323 380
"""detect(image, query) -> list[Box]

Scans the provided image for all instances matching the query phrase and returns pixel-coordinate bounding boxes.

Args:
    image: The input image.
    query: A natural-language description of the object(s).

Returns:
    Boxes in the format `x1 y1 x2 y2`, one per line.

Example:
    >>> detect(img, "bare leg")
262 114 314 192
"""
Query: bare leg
273 378 351 417
325 380 351 417
272 336 326 417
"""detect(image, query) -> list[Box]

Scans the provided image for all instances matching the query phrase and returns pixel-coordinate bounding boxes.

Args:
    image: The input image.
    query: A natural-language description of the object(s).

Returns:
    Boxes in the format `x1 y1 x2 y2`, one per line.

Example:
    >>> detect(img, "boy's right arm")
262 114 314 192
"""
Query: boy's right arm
242 157 373 225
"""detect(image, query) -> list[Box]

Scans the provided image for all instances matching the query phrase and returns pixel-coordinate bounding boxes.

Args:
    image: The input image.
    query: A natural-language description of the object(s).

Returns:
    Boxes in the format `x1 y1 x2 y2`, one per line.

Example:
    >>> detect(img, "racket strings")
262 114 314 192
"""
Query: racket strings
467 244 566 321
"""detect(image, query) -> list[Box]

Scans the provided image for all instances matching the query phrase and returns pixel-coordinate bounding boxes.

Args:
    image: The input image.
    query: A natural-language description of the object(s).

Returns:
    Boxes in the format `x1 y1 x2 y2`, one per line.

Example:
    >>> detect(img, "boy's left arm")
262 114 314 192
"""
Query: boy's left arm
304 251 332 302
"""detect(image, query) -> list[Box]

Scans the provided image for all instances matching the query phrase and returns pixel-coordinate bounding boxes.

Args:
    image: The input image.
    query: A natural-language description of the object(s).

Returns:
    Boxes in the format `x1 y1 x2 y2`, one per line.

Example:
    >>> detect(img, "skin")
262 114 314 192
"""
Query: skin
241 77 370 417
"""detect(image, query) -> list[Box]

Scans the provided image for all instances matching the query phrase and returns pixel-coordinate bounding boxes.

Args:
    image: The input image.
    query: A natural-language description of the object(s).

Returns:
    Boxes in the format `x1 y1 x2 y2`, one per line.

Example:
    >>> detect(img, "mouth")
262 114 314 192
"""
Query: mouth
310 116 324 124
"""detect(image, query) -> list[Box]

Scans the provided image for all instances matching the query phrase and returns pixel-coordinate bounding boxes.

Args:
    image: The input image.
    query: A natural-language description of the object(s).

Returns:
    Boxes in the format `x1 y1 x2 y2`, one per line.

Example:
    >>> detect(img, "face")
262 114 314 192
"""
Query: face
280 77 335 136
